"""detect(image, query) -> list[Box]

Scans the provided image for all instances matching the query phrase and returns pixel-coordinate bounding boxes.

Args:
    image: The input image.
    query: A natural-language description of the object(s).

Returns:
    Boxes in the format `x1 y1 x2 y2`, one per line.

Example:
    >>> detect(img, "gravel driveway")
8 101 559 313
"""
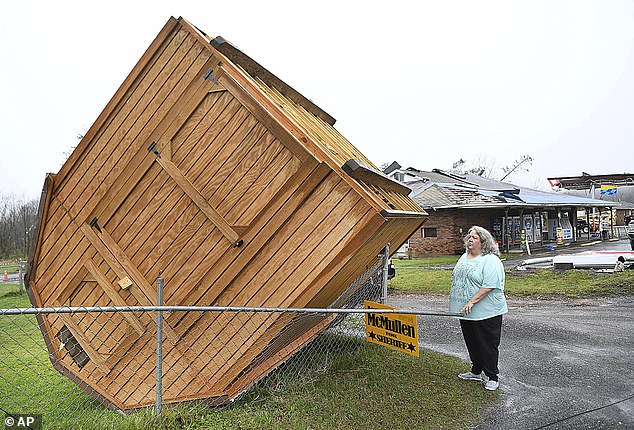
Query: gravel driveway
387 292 634 429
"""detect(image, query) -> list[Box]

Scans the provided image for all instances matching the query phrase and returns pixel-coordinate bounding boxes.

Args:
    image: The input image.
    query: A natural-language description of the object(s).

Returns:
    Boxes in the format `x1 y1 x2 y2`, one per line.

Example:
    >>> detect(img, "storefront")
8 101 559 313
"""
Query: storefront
494 205 614 252
400 169 618 256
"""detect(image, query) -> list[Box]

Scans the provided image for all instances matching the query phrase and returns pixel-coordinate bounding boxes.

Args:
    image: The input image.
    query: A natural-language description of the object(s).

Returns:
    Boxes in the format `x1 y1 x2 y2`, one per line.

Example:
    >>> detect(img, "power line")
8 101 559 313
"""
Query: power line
532 393 634 429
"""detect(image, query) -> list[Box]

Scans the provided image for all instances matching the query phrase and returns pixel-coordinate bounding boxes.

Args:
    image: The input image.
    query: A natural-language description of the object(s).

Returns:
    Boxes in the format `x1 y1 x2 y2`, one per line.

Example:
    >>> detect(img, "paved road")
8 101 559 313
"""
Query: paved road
388 240 634 429
388 294 633 429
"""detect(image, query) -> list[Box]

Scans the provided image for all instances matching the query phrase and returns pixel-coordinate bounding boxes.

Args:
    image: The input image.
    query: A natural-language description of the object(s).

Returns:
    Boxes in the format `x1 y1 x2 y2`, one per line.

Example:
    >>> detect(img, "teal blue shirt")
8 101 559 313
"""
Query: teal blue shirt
450 253 508 321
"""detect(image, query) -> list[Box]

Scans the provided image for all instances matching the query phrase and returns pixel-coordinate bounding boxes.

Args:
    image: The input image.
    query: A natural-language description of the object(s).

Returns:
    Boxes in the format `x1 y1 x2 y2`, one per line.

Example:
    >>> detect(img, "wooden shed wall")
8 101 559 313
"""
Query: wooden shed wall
30 168 386 409
32 21 212 300
27 17 426 410
247 75 423 215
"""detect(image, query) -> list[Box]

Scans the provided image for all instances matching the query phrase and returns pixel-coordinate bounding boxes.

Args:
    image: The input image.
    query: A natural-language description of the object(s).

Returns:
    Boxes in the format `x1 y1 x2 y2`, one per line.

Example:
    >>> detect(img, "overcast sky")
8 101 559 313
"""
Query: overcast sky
1 0 633 199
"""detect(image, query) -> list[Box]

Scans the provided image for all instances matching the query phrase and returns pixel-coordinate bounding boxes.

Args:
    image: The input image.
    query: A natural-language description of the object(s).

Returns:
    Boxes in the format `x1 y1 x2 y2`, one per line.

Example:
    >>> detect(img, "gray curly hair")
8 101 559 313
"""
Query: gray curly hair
463 226 500 256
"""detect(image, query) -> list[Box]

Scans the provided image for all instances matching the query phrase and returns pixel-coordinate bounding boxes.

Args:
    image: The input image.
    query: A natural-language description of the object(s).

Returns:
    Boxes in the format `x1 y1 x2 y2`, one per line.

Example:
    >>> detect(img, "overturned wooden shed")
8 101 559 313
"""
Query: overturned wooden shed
26 16 426 410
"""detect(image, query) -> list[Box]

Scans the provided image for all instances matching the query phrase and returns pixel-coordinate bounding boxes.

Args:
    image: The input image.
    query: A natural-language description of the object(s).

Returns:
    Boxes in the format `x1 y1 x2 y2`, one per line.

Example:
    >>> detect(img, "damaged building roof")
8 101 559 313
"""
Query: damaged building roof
400 169 617 210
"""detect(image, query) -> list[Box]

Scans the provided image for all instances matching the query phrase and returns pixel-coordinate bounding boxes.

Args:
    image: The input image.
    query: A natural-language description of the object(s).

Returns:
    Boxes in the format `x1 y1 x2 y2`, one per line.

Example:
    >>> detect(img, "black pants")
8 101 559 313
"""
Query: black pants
459 315 502 381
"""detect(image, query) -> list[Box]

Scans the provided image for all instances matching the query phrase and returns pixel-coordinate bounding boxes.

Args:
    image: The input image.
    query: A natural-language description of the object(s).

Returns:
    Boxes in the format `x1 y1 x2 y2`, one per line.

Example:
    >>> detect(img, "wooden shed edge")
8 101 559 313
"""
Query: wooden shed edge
25 173 56 300
178 16 335 127
342 159 412 195
210 35 336 126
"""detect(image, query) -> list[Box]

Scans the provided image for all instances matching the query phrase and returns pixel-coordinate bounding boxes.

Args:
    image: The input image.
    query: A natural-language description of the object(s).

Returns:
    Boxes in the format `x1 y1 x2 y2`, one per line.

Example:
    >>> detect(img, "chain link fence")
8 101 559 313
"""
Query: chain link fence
1 249 439 429
0 259 26 292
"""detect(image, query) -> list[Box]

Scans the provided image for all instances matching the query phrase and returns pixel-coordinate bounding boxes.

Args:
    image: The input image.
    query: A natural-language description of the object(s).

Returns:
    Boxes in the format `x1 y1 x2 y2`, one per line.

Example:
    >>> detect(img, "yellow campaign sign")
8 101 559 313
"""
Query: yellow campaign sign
364 300 419 357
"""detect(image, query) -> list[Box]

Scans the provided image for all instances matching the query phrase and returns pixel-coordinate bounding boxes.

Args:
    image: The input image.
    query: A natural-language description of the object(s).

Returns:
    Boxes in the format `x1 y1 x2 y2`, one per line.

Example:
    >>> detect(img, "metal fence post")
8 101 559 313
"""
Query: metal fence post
18 259 24 294
381 243 390 304
155 274 164 417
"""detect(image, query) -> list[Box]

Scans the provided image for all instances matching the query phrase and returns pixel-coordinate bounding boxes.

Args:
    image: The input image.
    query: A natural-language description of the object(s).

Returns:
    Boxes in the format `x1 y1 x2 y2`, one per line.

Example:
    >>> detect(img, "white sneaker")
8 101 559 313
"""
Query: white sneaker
458 372 482 381
484 379 499 391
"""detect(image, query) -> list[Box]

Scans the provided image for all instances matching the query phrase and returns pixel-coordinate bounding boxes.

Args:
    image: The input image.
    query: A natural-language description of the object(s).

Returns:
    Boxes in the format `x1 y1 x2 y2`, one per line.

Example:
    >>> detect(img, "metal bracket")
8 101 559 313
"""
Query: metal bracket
148 141 161 158
89 217 102 233
203 68 219 85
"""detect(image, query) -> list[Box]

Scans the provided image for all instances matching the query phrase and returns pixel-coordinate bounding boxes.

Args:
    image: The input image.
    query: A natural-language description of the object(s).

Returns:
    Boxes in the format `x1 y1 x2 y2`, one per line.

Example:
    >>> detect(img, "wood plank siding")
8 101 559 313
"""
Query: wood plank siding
26 16 426 411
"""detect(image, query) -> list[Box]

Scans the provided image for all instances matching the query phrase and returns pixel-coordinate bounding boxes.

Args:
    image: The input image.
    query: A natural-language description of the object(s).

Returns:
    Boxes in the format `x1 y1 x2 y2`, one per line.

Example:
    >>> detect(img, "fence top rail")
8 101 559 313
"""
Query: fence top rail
0 305 462 318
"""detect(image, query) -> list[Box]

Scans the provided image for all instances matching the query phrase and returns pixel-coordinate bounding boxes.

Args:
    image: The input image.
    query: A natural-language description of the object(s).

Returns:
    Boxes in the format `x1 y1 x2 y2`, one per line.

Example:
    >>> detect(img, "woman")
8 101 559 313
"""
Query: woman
450 226 508 391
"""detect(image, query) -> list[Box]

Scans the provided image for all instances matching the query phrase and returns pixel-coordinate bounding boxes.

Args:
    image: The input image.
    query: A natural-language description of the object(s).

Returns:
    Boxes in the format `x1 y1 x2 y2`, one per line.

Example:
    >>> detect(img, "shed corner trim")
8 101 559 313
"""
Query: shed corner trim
342 159 412 195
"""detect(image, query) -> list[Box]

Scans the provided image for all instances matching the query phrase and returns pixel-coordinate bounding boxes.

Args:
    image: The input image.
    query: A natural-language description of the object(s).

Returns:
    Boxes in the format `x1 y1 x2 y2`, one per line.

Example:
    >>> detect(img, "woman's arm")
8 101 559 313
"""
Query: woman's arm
460 287 493 315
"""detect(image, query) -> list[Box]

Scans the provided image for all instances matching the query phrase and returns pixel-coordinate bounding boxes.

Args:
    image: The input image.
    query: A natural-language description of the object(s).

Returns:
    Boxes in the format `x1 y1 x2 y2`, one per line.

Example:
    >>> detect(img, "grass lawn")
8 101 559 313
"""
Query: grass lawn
391 257 634 297
0 283 497 429
392 255 460 267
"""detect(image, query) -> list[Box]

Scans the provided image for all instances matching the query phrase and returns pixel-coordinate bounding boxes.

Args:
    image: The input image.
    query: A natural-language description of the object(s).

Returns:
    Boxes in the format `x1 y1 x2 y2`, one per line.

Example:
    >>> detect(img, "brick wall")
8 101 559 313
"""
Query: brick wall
407 205 628 257
409 208 503 257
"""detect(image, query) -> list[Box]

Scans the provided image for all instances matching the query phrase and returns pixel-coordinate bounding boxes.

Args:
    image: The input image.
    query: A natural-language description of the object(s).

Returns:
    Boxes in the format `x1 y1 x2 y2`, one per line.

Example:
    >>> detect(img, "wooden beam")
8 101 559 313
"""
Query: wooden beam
83 259 146 336
52 301 109 370
92 55 223 226
155 157 243 246
342 159 412 195
103 326 146 376
380 209 428 219
79 223 183 347
26 173 56 291
210 36 336 126
214 66 314 165
80 224 154 306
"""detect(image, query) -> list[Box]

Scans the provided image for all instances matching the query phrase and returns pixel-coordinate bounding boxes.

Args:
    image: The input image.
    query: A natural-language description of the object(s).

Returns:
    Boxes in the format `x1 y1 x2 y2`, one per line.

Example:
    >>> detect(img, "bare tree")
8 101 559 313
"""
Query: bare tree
449 154 533 181
449 158 467 174
0 193 38 258
500 155 534 181
449 155 497 177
